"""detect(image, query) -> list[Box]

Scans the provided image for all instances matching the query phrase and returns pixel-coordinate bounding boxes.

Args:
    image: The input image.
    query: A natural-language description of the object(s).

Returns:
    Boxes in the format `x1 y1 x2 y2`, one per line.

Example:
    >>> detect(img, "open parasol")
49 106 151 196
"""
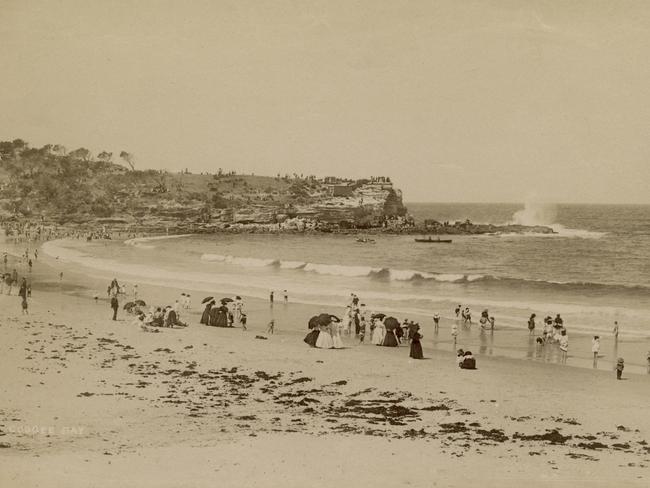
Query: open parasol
371 313 386 320
123 301 135 310
202 296 214 304
135 299 146 307
221 297 234 304
308 315 320 329
329 315 341 322
317 313 333 326
383 316 400 331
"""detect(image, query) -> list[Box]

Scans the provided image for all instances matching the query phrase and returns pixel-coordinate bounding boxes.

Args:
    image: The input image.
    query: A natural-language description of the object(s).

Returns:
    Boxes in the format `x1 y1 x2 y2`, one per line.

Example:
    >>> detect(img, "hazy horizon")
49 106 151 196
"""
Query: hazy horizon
2 1 650 204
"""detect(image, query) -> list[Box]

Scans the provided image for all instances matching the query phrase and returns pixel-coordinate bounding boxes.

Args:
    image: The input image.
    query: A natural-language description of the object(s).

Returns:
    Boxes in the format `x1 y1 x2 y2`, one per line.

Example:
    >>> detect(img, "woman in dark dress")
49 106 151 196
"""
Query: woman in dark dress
304 316 321 347
382 328 399 347
200 301 213 325
410 327 424 359
208 304 219 326
214 305 229 327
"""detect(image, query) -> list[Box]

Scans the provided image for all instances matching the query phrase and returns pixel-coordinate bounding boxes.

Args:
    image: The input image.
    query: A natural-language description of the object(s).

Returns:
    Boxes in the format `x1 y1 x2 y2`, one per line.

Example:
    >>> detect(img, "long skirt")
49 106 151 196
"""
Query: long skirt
200 307 211 324
316 330 334 349
382 331 398 347
331 332 344 349
304 329 320 347
410 340 423 359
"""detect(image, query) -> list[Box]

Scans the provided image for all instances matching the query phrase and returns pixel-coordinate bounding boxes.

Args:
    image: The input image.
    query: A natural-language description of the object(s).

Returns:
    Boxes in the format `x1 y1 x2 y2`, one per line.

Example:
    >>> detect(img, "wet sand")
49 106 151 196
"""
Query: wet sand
1 250 650 487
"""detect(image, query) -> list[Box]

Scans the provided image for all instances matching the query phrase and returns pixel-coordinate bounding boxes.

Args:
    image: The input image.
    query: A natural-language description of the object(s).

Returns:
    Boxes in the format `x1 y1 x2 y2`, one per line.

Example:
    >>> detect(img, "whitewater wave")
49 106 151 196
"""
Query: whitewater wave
510 200 605 239
124 234 193 249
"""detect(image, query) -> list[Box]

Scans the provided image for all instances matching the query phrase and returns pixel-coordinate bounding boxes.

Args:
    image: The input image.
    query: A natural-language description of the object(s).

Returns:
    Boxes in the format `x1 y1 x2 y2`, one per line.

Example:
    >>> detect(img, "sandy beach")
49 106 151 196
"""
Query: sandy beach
1 249 649 488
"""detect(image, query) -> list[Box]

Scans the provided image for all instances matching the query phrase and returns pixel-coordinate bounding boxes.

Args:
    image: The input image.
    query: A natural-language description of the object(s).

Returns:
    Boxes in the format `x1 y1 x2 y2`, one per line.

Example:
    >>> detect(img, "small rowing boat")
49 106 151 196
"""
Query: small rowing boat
414 237 452 243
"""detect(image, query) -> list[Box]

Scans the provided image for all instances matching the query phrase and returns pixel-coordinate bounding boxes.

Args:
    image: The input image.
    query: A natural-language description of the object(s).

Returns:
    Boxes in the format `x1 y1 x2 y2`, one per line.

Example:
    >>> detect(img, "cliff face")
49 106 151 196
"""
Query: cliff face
0 140 406 229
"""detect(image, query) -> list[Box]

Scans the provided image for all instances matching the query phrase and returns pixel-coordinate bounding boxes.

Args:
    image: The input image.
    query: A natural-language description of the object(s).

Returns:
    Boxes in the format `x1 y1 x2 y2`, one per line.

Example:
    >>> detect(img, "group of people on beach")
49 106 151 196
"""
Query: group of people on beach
200 296 247 329
304 293 425 360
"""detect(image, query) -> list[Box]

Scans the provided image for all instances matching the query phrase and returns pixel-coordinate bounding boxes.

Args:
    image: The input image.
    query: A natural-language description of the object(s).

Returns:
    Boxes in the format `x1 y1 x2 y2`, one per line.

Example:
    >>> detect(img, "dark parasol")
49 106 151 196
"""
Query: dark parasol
383 316 400 331
308 315 321 329
371 313 386 320
202 296 214 304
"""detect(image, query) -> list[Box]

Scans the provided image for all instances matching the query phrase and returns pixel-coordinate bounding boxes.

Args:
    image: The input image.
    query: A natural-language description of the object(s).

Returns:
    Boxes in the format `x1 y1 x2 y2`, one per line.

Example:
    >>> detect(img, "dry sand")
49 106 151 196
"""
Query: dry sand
1 257 649 487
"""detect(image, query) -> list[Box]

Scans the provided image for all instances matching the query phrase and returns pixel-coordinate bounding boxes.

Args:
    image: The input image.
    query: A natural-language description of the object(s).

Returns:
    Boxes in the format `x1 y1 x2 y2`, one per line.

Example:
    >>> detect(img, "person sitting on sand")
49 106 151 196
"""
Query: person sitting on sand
165 306 187 328
456 349 465 366
152 307 164 327
459 351 477 370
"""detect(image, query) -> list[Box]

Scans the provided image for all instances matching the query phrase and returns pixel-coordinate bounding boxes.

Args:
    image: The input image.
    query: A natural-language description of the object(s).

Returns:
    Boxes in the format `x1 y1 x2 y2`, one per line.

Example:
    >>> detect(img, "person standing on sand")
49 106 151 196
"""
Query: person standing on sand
527 314 536 336
451 322 458 347
433 313 440 332
409 325 423 359
616 358 625 380
613 321 619 341
559 330 568 364
592 336 600 368
110 294 119 321
283 290 288 304
133 284 138 299
269 290 274 305
455 305 461 318
646 351 650 374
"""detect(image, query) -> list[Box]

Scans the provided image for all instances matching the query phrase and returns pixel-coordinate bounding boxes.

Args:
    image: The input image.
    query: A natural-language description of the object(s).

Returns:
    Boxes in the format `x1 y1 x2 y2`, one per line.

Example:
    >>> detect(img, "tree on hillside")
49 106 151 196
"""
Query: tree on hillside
52 144 67 156
97 151 113 162
120 151 135 171
69 147 92 161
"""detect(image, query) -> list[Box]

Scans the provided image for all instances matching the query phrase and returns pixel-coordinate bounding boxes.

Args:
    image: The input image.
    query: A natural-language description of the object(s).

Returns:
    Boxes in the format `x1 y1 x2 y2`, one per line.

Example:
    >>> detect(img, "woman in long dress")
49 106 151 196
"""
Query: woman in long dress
315 322 334 349
382 326 399 347
410 329 424 359
213 304 229 327
372 319 385 346
200 301 213 325
331 319 344 349
304 320 320 347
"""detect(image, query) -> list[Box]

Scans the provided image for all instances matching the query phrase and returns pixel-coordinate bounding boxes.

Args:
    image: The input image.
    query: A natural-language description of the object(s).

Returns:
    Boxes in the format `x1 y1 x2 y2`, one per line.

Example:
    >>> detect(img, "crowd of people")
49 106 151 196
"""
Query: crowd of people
303 294 426 360
200 296 246 329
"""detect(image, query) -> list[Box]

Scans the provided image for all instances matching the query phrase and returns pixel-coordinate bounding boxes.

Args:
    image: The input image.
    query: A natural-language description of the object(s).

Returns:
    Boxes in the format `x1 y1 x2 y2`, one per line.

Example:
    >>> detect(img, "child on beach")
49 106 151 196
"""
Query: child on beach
559 330 568 364
266 320 275 334
456 349 465 366
451 322 458 346
616 358 624 380
433 313 440 331
527 314 536 336
21 296 28 315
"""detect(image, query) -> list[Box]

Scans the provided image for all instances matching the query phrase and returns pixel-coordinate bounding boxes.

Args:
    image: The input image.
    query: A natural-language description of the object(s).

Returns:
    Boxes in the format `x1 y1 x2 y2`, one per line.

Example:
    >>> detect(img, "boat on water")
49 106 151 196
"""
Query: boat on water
414 236 452 243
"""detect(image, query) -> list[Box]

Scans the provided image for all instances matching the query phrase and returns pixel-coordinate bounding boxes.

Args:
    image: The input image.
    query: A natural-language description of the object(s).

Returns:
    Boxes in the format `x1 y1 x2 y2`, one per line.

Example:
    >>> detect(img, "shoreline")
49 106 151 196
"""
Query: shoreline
1 266 650 486
34 236 650 374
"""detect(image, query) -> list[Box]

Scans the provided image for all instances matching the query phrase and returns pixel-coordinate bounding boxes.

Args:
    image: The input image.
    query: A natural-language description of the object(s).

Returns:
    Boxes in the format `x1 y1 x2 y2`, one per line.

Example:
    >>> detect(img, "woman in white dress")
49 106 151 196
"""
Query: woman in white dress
342 306 352 335
372 318 386 346
315 320 334 349
331 319 344 349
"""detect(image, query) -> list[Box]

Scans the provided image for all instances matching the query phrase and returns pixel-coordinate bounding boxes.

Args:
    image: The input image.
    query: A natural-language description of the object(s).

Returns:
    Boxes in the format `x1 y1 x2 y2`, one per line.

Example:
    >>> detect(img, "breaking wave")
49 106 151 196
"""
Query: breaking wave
511 200 605 239
199 252 650 295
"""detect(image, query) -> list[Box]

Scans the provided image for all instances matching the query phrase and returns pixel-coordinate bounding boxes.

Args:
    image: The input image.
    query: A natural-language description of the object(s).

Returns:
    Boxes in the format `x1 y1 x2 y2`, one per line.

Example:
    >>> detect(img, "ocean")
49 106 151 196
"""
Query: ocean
42 202 650 343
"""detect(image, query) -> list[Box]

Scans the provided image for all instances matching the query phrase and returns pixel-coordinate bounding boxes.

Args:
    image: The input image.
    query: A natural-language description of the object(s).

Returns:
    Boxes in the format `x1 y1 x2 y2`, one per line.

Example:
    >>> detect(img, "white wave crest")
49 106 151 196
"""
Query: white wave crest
303 263 379 277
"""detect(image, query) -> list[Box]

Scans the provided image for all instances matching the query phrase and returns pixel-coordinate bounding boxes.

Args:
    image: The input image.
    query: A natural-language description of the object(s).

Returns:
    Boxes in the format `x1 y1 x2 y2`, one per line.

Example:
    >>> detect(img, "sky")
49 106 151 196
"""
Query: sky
1 0 649 203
